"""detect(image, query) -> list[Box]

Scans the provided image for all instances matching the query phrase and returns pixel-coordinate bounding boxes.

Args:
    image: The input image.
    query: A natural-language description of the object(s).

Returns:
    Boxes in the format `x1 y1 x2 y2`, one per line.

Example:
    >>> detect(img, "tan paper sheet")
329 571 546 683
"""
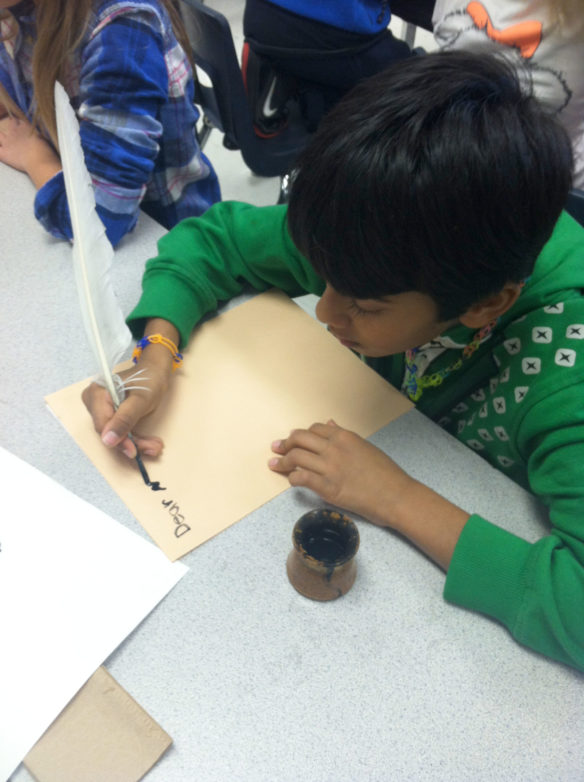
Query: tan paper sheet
46 291 412 560
24 667 171 782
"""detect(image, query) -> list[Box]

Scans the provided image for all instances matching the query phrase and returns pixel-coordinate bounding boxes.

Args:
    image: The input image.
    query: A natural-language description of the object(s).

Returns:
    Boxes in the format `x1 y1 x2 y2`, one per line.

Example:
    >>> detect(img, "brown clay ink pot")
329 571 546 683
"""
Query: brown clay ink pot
286 509 360 601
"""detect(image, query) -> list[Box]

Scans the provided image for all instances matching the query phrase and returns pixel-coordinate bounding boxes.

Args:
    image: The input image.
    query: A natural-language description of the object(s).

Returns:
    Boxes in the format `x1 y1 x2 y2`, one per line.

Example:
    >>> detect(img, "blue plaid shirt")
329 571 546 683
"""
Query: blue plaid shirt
0 0 220 246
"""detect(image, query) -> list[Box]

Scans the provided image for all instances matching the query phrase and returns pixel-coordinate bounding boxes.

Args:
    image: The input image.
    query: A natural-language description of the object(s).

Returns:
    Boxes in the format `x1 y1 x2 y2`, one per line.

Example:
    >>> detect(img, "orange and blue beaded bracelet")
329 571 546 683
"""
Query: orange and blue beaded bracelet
132 334 183 372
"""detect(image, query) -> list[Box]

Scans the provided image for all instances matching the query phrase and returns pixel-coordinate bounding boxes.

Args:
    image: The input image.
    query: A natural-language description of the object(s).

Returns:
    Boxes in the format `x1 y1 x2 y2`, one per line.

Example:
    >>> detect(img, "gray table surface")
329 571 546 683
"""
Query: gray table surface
2 165 583 782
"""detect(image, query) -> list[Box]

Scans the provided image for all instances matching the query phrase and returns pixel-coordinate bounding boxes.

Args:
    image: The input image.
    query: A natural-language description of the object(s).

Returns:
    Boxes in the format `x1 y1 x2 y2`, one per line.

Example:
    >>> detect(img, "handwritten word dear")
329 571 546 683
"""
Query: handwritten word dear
161 499 191 538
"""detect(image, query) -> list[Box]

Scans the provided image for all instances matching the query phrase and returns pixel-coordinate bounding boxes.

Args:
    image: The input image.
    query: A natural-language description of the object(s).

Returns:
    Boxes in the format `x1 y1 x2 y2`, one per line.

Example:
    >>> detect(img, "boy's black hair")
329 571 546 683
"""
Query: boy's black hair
287 51 573 319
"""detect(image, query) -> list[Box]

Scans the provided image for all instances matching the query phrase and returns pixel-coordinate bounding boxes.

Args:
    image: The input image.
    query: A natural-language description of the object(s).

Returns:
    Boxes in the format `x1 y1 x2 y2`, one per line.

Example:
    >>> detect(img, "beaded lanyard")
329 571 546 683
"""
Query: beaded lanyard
403 320 496 402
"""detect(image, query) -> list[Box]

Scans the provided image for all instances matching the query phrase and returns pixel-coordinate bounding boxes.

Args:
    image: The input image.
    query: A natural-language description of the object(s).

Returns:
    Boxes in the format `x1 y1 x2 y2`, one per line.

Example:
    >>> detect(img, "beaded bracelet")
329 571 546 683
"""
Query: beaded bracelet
132 334 183 372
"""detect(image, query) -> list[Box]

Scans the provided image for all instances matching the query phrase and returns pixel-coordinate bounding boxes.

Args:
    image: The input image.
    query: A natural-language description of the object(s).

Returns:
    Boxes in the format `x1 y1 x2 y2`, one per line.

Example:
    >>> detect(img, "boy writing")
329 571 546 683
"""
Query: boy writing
83 51 584 671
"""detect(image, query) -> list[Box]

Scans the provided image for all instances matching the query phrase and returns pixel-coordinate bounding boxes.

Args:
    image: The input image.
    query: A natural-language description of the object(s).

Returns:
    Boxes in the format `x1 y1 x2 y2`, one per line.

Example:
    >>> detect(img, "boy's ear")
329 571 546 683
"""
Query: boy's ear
459 282 522 329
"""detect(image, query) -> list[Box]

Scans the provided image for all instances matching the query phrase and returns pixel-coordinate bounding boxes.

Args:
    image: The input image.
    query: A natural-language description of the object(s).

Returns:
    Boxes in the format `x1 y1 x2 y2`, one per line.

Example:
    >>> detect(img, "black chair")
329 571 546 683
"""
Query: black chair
391 0 434 31
390 0 435 47
178 0 312 199
566 188 584 227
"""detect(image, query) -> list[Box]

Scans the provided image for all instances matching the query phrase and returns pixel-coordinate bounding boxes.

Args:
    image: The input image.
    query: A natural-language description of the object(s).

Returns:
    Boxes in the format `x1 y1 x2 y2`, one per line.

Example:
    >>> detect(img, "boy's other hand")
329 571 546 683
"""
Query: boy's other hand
268 420 414 527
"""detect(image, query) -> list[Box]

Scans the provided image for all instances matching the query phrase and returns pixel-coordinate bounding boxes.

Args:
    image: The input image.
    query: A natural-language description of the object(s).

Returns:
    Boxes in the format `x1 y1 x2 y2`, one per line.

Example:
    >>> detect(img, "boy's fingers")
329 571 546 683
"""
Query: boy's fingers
268 448 323 475
130 434 164 458
308 421 337 437
287 468 325 495
271 422 339 453
99 398 150 448
81 383 116 436
82 382 157 455
272 428 327 455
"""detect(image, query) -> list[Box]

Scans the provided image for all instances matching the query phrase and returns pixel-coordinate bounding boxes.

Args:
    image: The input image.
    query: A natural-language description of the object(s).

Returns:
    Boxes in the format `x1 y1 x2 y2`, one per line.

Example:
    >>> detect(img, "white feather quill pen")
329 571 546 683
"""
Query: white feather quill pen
54 81 131 407
54 82 154 485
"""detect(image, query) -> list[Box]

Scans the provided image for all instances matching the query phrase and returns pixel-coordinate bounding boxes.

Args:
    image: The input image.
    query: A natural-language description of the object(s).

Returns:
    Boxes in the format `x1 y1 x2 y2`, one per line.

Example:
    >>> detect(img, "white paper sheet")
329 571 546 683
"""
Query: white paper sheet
0 447 187 782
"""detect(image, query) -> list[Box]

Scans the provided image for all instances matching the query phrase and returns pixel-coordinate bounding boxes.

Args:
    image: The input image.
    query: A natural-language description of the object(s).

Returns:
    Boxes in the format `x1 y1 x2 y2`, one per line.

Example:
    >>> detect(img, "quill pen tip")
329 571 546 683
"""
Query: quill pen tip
127 434 151 486
135 452 152 487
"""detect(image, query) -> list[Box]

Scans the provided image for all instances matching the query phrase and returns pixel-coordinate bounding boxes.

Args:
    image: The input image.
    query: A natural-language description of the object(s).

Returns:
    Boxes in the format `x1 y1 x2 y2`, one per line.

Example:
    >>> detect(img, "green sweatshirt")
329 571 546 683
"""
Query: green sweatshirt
129 202 584 672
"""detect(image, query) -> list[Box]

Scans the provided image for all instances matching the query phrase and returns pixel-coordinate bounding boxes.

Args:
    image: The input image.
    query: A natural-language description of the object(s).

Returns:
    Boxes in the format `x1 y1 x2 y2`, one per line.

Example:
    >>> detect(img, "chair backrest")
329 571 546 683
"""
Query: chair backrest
179 0 311 178
390 0 435 31
566 188 584 227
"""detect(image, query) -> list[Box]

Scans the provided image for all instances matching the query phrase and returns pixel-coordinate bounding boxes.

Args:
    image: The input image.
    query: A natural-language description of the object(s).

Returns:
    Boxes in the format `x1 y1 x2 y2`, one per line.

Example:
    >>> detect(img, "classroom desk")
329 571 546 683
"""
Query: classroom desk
3 165 583 782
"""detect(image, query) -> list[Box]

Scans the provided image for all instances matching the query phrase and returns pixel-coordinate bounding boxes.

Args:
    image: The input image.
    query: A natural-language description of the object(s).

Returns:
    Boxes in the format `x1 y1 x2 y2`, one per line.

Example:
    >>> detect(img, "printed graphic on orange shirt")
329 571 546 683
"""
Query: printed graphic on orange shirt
434 3 571 114
466 2 542 59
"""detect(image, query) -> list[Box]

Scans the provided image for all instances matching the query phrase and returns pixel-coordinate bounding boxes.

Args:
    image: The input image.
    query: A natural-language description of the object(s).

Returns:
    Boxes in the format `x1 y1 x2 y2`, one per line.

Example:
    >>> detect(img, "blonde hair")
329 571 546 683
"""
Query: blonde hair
0 0 192 146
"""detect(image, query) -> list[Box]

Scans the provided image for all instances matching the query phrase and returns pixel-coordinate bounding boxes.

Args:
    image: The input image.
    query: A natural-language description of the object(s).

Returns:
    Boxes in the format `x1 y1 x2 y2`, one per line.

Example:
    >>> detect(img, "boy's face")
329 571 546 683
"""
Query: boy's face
316 285 457 357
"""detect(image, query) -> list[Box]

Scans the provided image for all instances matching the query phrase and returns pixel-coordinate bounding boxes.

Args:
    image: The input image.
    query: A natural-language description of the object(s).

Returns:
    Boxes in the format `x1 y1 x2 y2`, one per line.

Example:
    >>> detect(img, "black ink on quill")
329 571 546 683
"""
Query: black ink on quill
149 481 166 491
134 453 167 491
127 434 166 491
134 450 152 486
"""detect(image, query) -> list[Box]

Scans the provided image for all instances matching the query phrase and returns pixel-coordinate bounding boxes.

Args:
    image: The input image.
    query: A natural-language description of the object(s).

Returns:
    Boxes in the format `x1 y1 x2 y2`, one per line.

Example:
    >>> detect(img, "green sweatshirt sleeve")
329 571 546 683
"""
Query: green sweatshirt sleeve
445 381 584 671
127 201 325 347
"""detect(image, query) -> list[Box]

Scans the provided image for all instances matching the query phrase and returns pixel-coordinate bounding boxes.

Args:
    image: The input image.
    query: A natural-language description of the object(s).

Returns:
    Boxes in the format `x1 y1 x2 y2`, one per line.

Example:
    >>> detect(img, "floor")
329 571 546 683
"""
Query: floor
200 0 437 207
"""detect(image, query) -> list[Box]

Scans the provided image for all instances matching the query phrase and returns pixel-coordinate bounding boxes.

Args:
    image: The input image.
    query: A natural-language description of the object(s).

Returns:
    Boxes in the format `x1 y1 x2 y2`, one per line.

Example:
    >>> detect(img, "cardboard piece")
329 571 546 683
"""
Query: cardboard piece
24 667 171 782
46 291 412 560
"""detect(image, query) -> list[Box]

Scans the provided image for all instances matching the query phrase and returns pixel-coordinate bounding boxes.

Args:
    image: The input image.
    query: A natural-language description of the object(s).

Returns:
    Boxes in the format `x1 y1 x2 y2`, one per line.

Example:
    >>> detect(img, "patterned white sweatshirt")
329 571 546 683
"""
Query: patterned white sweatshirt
432 0 584 187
